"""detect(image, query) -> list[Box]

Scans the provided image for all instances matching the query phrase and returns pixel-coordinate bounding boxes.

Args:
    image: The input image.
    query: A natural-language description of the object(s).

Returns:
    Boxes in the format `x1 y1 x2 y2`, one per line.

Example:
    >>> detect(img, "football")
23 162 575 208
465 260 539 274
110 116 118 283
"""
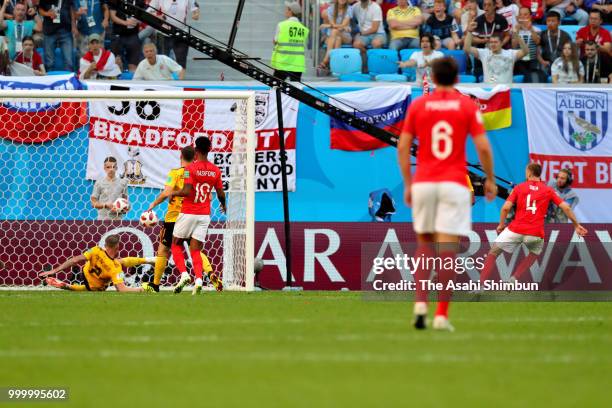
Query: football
140 210 159 227
112 197 130 213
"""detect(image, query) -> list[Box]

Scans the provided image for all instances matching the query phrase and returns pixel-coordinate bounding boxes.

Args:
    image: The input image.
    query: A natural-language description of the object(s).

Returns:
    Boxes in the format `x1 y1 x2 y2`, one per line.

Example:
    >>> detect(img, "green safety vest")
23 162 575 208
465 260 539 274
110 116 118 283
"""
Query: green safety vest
271 19 309 73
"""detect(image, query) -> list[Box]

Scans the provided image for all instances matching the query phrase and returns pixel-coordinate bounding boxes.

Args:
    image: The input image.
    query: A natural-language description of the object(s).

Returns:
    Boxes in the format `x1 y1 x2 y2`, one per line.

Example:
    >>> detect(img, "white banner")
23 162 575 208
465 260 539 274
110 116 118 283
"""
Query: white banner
85 82 298 192
524 88 612 222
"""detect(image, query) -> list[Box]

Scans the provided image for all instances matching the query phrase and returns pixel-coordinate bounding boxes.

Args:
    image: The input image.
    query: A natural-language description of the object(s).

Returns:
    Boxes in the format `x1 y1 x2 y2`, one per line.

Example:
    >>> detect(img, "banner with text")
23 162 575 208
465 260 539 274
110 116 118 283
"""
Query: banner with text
524 88 612 222
85 82 297 191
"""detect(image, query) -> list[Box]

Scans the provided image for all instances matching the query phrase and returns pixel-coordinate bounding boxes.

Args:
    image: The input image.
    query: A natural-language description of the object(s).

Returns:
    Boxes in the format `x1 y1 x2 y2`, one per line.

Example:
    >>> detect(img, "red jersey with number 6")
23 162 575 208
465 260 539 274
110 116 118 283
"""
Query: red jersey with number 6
180 160 224 215
402 89 486 187
507 180 564 238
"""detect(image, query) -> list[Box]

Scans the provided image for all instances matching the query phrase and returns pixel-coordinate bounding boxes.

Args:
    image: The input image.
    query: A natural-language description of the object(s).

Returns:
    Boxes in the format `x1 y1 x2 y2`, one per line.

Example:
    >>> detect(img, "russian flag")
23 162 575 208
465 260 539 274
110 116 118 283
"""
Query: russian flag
329 86 411 151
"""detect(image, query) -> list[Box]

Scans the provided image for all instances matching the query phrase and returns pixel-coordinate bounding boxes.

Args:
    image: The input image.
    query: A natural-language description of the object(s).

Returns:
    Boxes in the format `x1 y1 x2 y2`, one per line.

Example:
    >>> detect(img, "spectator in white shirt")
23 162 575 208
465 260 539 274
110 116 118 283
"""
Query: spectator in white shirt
148 0 199 69
398 33 444 83
465 23 529 83
352 0 387 71
552 41 585 83
79 33 121 79
133 42 185 80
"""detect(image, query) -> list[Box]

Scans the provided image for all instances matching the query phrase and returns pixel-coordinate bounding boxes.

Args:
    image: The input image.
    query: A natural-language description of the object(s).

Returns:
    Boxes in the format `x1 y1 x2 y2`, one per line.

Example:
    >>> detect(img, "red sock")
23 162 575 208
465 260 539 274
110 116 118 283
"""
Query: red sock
513 253 539 282
171 243 187 274
436 250 455 317
190 249 203 280
480 253 498 283
413 243 434 303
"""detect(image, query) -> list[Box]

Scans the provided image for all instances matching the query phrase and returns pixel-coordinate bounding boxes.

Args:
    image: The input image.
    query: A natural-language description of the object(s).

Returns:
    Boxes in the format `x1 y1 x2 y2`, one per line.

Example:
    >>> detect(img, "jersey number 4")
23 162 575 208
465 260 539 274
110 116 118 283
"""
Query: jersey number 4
432 121 453 160
526 194 537 215
194 183 211 204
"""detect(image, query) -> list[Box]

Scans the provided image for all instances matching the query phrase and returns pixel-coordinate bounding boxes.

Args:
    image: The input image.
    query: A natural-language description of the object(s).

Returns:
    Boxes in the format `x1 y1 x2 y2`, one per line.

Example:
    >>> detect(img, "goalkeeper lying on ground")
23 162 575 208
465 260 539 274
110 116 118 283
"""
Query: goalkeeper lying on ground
39 234 155 292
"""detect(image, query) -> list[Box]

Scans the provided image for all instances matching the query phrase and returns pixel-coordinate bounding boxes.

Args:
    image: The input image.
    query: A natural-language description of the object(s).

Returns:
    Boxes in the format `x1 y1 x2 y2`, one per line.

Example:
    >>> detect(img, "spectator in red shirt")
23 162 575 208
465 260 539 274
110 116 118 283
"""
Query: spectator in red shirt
576 10 612 55
13 35 45 75
519 0 545 21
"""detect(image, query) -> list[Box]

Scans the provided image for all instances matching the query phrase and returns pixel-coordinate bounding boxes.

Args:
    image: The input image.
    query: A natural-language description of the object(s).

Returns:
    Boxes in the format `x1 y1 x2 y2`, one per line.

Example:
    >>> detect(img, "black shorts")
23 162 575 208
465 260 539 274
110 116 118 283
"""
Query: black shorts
111 33 142 66
159 222 175 248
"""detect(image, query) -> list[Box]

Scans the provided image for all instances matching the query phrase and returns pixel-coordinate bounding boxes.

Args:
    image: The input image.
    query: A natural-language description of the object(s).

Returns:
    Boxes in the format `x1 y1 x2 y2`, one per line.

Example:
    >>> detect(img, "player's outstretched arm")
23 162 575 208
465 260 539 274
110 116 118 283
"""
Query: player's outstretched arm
497 201 514 233
216 186 227 213
464 24 480 59
472 134 497 201
559 202 588 236
39 255 87 277
398 131 414 206
114 282 145 292
147 185 175 212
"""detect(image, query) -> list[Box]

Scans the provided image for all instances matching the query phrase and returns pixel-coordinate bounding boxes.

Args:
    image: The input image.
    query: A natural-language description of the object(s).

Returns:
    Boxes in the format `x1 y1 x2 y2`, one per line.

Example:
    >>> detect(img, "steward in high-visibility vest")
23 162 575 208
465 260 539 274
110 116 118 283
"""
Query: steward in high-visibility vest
272 2 309 81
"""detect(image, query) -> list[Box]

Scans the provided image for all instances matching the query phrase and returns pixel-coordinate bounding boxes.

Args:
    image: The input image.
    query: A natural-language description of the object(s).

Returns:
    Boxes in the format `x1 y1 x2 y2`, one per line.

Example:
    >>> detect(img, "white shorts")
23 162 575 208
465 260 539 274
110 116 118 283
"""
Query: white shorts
173 213 211 242
411 182 472 236
495 228 544 255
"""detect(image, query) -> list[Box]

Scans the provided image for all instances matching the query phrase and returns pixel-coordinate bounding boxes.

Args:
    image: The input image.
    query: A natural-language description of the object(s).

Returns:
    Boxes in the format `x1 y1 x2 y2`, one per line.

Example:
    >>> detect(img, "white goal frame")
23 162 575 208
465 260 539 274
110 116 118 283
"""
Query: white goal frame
0 90 257 292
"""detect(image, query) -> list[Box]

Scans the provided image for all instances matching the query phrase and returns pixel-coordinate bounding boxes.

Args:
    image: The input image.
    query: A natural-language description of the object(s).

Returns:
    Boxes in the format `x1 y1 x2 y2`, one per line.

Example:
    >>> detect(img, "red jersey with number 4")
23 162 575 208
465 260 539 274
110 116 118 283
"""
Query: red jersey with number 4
402 89 486 187
180 160 223 215
508 180 563 238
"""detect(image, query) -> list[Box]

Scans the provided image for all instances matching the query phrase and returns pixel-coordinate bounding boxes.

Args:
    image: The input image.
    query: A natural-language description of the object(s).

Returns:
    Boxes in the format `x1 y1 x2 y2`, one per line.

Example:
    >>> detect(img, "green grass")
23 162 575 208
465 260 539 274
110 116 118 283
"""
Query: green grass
0 291 610 407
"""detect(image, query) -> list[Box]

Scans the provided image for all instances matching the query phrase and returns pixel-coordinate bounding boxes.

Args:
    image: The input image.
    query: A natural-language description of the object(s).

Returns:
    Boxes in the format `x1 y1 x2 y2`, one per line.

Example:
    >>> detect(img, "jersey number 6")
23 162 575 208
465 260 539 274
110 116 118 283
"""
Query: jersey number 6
432 121 453 160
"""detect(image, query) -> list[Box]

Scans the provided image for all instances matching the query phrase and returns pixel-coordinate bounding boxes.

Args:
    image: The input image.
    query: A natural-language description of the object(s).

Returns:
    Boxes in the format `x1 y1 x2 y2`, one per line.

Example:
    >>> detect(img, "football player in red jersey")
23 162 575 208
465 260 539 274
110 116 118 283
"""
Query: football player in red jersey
480 163 587 284
168 136 226 295
399 57 497 331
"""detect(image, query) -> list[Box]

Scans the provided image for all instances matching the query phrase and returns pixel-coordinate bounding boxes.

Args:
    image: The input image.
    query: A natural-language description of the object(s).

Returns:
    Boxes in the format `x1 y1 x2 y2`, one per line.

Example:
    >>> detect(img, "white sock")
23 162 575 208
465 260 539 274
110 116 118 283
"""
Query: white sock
195 278 203 287
181 272 190 280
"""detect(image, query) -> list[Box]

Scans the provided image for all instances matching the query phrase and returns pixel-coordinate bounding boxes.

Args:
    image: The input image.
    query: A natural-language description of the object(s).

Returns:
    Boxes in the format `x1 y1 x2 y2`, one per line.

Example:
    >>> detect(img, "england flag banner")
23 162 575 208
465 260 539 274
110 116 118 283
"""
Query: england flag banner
329 86 411 151
85 82 297 192
524 88 612 222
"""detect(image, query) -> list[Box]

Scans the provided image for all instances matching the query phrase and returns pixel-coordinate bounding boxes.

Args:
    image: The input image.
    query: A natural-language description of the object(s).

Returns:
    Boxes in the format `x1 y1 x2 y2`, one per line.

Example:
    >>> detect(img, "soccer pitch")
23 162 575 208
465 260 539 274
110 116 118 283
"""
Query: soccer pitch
0 292 610 407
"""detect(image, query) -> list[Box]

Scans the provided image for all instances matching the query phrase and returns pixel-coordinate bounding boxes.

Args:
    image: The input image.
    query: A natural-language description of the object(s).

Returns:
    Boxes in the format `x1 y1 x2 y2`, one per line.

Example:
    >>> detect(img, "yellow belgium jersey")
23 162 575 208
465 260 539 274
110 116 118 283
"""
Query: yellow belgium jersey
165 167 185 222
82 246 124 291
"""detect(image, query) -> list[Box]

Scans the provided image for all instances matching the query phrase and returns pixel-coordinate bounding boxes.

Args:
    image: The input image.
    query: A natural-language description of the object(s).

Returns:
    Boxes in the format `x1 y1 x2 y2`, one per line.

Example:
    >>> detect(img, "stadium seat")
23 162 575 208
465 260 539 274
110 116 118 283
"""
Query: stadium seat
441 49 467 74
375 74 407 82
366 49 399 76
329 48 362 77
513 75 524 83
47 71 73 75
118 71 134 80
339 73 371 82
561 25 582 41
399 48 420 81
458 74 477 83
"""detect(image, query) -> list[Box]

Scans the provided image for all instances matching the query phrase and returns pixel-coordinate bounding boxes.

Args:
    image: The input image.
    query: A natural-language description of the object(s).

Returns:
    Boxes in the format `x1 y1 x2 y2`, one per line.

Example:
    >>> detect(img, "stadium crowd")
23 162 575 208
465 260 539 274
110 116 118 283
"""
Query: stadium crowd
0 0 197 79
317 0 612 83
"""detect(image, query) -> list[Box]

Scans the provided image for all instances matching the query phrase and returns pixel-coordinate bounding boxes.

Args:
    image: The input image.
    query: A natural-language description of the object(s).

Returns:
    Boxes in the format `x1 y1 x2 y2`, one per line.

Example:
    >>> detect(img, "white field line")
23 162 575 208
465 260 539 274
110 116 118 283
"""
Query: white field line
0 349 608 365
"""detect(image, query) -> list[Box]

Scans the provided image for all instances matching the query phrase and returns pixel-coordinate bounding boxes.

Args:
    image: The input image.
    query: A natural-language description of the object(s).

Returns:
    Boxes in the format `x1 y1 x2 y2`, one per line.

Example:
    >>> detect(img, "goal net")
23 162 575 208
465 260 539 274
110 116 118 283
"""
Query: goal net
0 89 256 291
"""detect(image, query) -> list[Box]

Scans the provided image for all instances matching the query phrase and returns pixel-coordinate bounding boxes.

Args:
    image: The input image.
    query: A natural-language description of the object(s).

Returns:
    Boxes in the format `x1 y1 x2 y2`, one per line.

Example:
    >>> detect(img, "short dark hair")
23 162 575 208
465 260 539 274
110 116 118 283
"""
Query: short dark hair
431 57 458 86
589 9 603 19
527 163 542 178
105 234 120 248
180 146 195 162
546 10 561 21
21 35 34 45
584 40 598 48
103 156 117 164
489 33 504 42
195 136 211 155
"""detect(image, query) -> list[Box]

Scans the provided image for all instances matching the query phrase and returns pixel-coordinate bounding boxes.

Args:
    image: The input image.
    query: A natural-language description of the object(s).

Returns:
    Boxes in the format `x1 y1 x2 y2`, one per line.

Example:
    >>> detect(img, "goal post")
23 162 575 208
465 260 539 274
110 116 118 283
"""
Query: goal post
0 89 256 291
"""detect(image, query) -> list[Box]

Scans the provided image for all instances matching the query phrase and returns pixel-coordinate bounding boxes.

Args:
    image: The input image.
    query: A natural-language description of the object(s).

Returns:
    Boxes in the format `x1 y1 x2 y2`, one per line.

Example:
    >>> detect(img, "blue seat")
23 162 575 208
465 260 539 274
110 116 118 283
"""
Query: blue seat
118 71 134 80
47 70 73 76
399 48 420 81
513 75 524 83
330 48 362 77
339 73 371 82
375 74 407 82
560 25 582 41
366 49 399 76
458 74 477 83
441 49 467 74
